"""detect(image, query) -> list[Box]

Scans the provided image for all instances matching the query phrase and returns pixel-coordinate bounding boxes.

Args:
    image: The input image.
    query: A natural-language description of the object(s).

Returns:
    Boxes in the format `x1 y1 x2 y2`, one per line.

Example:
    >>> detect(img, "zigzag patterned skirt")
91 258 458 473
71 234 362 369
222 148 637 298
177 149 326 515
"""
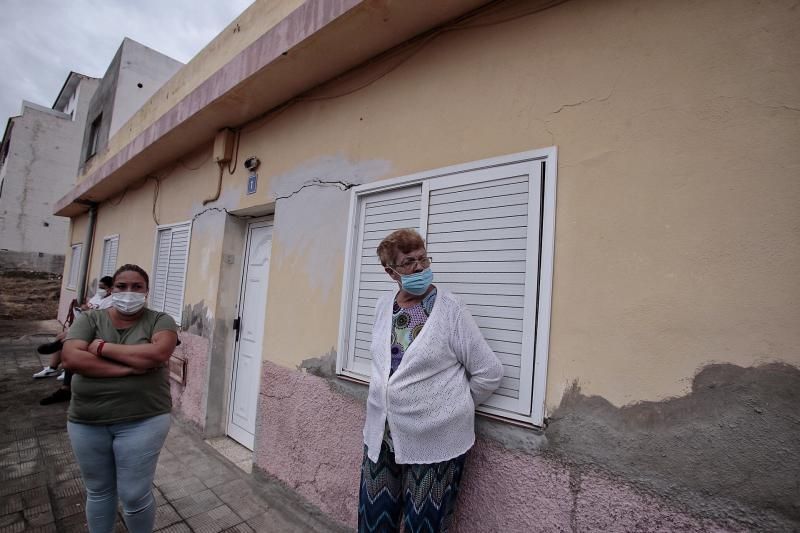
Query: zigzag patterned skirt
358 433 467 533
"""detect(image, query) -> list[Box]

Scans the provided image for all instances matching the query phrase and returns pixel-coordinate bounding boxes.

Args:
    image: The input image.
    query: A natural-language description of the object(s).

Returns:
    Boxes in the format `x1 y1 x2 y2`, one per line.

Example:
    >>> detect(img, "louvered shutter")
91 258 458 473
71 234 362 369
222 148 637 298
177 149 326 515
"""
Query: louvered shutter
424 162 541 416
338 151 555 424
151 223 191 324
101 236 119 277
346 185 422 376
68 244 83 288
151 230 171 312
164 226 189 322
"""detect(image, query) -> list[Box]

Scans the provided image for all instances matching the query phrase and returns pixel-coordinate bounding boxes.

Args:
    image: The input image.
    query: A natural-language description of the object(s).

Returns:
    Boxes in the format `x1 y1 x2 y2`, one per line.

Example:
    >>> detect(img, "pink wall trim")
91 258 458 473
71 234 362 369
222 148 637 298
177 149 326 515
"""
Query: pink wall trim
253 363 739 531
170 332 209 430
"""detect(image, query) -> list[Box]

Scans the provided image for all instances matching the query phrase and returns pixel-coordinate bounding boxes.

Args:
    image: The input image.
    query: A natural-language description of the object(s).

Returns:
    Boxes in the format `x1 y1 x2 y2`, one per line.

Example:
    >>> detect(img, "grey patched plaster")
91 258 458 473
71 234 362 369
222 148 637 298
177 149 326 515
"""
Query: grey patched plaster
299 348 369 402
183 300 214 337
547 362 800 530
307 347 799 528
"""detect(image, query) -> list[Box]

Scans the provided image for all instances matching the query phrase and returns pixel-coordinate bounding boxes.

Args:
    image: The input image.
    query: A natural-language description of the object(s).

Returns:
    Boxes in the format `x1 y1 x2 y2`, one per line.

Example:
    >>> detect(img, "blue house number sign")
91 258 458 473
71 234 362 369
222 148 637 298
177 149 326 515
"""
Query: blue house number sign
247 173 258 195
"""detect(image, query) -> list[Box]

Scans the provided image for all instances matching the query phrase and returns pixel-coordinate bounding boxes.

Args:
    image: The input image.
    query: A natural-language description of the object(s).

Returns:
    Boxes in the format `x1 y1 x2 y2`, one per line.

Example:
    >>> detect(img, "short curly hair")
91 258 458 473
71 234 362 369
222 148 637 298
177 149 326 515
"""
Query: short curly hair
113 264 150 288
376 229 426 267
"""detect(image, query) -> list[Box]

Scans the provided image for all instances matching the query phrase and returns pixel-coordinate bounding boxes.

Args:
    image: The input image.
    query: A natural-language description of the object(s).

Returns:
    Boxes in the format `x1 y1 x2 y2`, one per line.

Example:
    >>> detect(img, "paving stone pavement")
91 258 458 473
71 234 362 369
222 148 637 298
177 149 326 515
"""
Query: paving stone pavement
0 323 350 532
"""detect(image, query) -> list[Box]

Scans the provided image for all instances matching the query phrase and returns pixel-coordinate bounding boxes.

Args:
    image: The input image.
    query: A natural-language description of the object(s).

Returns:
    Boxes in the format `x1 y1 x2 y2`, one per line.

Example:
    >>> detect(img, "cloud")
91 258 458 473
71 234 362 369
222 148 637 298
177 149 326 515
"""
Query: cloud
0 0 253 123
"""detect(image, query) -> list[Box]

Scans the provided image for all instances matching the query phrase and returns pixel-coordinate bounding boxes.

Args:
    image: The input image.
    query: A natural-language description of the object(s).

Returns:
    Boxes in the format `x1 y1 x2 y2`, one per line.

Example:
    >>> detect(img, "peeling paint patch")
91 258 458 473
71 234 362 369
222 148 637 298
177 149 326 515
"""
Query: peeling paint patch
547 363 800 530
269 156 391 293
269 155 389 198
182 300 213 338
299 348 337 378
300 349 368 402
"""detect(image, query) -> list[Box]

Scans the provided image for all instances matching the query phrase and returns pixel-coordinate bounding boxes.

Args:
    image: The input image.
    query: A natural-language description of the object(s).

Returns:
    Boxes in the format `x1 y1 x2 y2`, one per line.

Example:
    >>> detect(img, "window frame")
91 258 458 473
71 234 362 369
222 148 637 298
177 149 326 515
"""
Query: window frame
149 220 192 325
336 147 557 427
100 234 119 278
67 243 83 290
86 114 102 160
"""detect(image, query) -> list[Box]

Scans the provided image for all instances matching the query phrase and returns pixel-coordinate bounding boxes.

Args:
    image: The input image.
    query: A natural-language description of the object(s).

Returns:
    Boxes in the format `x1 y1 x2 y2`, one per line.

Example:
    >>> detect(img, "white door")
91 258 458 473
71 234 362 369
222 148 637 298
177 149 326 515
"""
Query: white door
228 220 273 449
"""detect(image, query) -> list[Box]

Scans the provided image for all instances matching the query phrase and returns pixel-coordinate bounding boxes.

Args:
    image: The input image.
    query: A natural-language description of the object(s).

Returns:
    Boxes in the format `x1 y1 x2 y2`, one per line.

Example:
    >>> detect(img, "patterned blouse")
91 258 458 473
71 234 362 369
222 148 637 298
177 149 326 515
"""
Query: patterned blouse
390 288 437 375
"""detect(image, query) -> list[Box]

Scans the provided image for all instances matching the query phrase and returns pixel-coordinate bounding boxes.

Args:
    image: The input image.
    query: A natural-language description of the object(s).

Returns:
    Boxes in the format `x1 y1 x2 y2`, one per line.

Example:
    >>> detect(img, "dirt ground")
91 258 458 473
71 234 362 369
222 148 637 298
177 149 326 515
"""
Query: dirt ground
0 271 62 321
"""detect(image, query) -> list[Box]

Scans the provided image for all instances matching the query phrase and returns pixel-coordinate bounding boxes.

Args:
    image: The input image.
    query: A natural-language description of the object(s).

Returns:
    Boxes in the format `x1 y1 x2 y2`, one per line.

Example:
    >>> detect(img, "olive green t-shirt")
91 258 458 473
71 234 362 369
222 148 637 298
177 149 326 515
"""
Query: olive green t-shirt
65 308 178 424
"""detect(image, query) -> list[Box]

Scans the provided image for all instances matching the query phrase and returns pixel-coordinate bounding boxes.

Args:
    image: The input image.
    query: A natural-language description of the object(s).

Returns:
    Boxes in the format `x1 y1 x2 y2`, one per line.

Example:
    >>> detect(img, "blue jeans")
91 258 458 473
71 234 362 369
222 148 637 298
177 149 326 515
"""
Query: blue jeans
67 413 171 533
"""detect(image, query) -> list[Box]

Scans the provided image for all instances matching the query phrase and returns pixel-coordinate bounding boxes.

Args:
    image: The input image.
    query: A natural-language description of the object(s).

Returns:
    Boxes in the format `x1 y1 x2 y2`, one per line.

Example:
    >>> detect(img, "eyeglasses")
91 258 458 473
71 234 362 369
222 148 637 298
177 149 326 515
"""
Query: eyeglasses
390 256 432 273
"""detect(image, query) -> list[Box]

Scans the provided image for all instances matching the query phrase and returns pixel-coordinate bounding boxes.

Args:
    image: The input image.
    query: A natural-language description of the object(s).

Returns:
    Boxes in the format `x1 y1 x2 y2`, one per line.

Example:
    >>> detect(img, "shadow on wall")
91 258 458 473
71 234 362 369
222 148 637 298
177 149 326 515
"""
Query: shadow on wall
547 363 800 530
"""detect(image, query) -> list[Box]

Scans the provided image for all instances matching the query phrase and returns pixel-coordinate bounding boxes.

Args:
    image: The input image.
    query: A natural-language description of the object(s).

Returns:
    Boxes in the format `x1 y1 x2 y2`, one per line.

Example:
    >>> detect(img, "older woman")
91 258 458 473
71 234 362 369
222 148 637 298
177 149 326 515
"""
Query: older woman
62 264 178 533
359 229 504 533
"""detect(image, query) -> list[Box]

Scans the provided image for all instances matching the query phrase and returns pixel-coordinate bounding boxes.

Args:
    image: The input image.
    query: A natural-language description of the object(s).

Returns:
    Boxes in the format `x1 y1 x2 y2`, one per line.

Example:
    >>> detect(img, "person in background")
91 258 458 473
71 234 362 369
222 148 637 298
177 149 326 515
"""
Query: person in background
62 264 177 533
85 276 115 310
359 229 504 533
36 276 115 406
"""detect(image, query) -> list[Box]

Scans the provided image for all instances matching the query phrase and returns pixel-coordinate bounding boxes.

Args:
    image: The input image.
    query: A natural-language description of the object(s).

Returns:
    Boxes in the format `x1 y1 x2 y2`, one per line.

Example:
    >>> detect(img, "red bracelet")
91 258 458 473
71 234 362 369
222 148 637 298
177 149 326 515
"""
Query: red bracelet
97 340 106 356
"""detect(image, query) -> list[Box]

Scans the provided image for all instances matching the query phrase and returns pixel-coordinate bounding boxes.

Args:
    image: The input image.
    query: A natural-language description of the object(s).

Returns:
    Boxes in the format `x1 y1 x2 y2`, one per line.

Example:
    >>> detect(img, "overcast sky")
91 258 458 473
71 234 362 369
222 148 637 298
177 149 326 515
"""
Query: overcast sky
0 0 253 125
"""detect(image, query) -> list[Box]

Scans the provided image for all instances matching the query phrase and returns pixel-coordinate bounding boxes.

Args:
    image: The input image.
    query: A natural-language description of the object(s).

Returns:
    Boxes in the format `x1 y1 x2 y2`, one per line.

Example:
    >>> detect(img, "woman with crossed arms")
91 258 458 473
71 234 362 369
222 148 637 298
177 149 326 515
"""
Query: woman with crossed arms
63 264 178 533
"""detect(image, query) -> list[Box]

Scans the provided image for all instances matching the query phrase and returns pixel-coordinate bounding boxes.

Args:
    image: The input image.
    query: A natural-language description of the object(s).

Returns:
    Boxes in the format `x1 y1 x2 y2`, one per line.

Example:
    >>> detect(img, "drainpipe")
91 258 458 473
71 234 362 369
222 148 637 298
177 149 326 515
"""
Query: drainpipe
76 204 97 305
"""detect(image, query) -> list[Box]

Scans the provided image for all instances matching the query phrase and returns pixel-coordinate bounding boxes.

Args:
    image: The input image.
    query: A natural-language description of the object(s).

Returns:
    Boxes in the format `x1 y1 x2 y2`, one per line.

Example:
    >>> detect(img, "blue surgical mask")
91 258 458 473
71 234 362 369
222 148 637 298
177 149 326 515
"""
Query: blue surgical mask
399 268 433 296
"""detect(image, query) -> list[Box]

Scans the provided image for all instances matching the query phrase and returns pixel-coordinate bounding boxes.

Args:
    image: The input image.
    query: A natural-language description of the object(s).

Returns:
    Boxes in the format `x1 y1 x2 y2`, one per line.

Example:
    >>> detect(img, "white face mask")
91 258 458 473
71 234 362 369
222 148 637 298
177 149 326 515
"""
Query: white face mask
95 289 108 299
111 292 147 315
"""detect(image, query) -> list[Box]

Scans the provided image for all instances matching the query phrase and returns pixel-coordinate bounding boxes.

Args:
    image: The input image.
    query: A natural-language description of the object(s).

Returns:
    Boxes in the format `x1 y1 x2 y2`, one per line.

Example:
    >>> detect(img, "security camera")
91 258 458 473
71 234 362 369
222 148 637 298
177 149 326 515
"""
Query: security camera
244 156 260 172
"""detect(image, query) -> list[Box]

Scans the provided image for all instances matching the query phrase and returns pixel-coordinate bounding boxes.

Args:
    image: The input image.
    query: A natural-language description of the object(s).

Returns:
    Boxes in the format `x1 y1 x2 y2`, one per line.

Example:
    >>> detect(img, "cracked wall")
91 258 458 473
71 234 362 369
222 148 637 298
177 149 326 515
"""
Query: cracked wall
230 0 800 413
247 1 800 528
55 0 800 529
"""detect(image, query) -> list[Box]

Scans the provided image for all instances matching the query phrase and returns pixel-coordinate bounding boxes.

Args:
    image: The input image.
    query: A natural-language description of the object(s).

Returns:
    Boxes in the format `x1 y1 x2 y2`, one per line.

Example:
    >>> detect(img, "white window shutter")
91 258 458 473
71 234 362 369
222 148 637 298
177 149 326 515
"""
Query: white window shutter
101 236 119 277
337 149 556 425
346 186 423 376
163 226 189 322
68 244 82 289
151 229 171 313
425 162 541 416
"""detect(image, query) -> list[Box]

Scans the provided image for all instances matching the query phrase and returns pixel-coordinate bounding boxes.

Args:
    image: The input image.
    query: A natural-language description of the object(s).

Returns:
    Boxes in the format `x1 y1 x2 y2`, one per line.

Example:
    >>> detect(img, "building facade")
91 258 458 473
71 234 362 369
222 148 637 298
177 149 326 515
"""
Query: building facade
57 37 182 309
0 73 98 273
54 0 800 530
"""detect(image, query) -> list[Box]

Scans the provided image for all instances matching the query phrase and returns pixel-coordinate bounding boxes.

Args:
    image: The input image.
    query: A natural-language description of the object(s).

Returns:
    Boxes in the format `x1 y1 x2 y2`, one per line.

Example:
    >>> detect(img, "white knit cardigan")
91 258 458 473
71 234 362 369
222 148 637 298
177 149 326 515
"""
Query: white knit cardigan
363 287 504 464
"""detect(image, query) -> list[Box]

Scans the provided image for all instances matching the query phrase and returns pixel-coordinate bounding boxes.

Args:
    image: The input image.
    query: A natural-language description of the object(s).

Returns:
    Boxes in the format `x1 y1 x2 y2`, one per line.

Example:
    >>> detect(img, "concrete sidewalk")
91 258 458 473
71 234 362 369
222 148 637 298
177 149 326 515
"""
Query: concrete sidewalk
0 321 349 532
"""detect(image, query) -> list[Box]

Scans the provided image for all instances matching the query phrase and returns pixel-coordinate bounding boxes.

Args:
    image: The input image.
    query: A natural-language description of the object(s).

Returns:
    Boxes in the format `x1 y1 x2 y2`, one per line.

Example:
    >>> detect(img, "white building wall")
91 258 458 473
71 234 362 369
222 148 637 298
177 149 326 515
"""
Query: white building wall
0 78 98 271
109 38 183 139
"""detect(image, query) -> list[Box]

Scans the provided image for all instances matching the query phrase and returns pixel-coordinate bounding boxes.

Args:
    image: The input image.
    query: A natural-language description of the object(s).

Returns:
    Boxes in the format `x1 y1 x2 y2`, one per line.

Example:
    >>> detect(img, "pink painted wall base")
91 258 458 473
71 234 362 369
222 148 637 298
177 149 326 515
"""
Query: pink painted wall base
254 361 364 525
252 362 740 532
169 333 209 430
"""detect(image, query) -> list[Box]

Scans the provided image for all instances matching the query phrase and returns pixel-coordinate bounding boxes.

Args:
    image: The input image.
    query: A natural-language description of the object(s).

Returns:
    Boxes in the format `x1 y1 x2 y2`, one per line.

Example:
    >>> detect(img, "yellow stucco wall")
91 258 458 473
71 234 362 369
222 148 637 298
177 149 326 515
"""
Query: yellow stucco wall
71 0 800 414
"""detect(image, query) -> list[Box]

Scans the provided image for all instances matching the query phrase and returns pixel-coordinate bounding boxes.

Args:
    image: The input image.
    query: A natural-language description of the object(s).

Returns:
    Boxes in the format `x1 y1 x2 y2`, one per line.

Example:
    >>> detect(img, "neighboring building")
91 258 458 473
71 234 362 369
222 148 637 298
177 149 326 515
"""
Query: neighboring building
0 73 99 273
58 37 182 308
78 37 183 174
54 0 800 531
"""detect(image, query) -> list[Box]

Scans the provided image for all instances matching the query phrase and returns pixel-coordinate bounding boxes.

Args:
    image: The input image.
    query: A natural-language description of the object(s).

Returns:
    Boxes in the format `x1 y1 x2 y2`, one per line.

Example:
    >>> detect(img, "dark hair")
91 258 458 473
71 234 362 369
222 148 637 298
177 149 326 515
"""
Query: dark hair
112 264 149 288
99 276 114 287
376 229 426 267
